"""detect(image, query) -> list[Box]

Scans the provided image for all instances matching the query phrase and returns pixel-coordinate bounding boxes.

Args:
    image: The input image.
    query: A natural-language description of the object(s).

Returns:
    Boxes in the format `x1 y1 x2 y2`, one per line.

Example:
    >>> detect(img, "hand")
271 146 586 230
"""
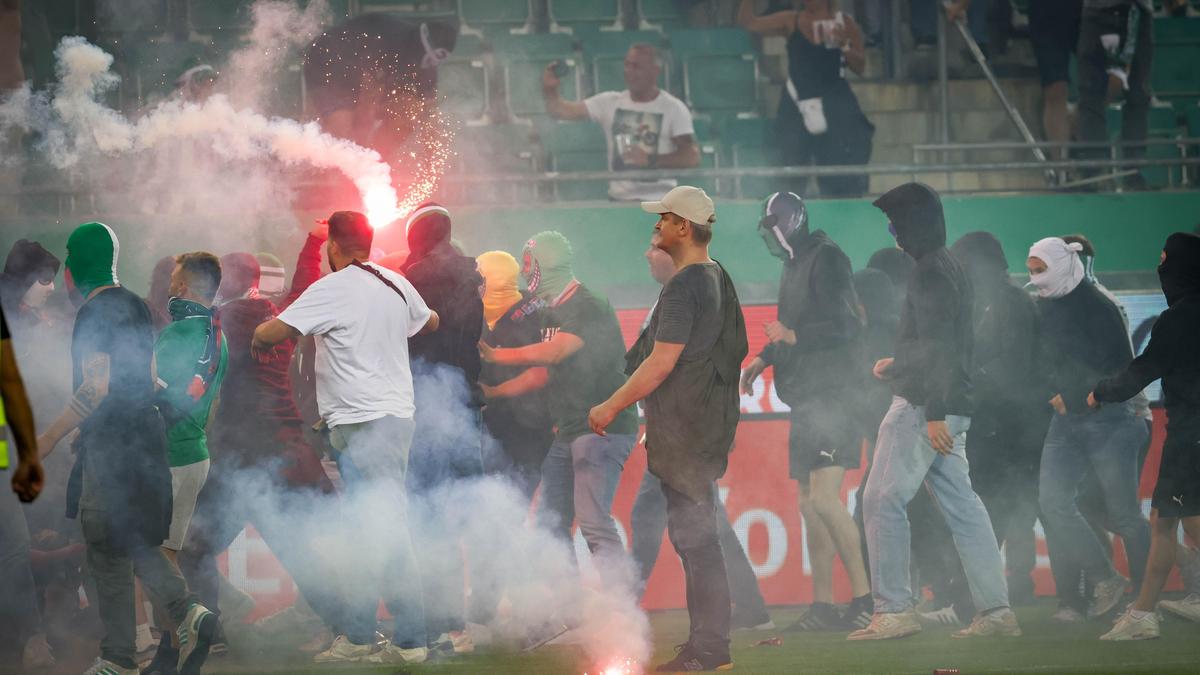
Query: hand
480 383 498 400
588 402 618 436
1049 393 1067 415
12 459 45 503
1087 391 1100 409
740 357 767 396
250 338 276 364
945 1 967 23
478 340 496 363
830 22 847 47
621 145 651 168
873 357 895 381
310 219 329 241
764 321 797 345
542 62 561 92
927 420 953 455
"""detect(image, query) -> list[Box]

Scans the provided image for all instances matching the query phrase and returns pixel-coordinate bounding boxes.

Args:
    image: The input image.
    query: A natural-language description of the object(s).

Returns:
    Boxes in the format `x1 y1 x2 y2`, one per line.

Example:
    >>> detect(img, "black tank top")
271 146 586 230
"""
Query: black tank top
786 14 850 100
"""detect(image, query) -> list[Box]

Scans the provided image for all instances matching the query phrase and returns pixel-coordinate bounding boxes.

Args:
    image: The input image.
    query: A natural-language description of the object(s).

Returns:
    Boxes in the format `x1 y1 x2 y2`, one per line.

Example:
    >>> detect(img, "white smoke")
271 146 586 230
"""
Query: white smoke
222 0 330 111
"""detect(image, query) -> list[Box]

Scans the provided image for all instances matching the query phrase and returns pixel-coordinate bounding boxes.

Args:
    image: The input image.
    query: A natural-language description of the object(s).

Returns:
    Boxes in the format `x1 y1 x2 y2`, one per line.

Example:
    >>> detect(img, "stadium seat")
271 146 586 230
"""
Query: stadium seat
128 40 216 105
682 53 758 115
548 0 622 34
492 32 578 59
694 142 721 196
453 32 486 59
637 0 688 30
550 150 611 201
1152 16 1200 44
730 143 786 200
504 56 582 119
446 123 540 203
545 120 608 154
720 115 769 150
592 54 669 94
458 0 534 36
578 29 666 59
438 57 491 124
188 0 250 34
666 28 755 58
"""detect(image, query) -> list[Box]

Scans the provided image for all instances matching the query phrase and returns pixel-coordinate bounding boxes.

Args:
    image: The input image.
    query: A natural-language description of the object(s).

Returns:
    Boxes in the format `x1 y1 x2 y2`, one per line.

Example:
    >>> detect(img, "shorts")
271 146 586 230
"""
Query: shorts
1151 432 1200 519
788 398 862 481
164 459 210 550
1029 0 1083 86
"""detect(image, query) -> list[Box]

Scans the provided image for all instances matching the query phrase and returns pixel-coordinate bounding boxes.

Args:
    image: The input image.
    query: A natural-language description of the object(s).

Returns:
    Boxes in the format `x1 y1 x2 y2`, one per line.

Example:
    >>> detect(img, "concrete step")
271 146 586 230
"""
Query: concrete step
850 78 1041 114
870 142 1031 165
869 109 1033 146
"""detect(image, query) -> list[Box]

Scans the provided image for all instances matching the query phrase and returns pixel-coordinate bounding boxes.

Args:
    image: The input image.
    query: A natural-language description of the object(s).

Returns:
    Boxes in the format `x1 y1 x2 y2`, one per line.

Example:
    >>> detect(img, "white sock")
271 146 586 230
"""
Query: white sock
1128 609 1152 620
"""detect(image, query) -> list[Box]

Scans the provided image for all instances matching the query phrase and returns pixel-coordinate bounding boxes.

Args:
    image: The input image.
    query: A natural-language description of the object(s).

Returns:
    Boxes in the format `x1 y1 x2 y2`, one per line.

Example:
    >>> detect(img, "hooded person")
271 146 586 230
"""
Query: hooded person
950 231 1048 607
255 252 288 304
178 244 343 652
398 202 487 651
480 230 639 634
36 222 218 675
851 183 1019 641
1092 232 1200 640
740 190 873 630
1027 235 1151 621
1 239 61 327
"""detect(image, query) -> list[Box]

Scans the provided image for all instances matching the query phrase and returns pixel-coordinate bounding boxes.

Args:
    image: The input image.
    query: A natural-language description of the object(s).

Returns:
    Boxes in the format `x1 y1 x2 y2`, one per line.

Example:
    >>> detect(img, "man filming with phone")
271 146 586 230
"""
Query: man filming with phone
542 43 700 201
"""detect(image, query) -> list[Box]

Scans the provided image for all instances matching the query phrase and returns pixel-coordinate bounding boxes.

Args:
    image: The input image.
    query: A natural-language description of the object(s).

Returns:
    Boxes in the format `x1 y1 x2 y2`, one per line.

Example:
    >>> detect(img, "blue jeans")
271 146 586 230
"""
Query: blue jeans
331 415 426 648
1038 404 1150 596
864 397 1008 614
537 432 636 578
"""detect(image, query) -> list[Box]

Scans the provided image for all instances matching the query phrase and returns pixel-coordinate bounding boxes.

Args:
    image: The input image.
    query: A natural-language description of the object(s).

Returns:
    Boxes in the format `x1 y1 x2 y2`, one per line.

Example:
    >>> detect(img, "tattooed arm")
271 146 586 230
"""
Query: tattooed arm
37 352 110 458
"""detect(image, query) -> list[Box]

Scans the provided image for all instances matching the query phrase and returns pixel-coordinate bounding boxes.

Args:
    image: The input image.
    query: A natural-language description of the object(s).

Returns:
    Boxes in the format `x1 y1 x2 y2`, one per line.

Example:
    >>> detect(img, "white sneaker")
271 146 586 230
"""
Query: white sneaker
1051 606 1085 623
918 606 964 626
1100 610 1160 641
847 611 922 641
1089 575 1129 619
23 634 55 670
176 603 217 675
81 657 138 675
1158 593 1200 623
365 641 428 664
952 609 1021 638
314 635 381 663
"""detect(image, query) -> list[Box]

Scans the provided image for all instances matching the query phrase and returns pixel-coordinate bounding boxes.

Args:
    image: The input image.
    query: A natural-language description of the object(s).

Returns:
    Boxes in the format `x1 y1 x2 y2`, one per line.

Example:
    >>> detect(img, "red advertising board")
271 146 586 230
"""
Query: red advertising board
222 304 1173 617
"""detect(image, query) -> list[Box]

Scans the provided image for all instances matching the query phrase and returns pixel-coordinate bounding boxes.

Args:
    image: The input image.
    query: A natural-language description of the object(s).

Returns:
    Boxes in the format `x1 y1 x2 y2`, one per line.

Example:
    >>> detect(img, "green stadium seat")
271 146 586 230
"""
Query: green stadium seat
666 28 755 58
545 120 607 153
41 0 89 35
1188 103 1200 138
691 116 713 144
730 143 786 200
438 57 491 123
578 29 666 59
682 53 758 114
637 0 688 30
549 0 622 33
694 142 721 196
592 54 669 94
189 0 250 34
1151 42 1200 98
492 32 578 59
447 123 540 203
128 40 216 105
1105 103 1180 138
504 56 581 119
551 150 611 201
720 115 769 148
453 32 487 58
1152 17 1200 44
459 0 534 35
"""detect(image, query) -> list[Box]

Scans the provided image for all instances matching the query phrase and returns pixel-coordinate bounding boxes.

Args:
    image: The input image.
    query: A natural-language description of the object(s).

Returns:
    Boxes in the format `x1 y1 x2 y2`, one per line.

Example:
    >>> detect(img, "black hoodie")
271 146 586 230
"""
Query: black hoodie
873 183 972 420
403 213 484 404
0 239 61 323
760 227 862 404
1096 232 1200 423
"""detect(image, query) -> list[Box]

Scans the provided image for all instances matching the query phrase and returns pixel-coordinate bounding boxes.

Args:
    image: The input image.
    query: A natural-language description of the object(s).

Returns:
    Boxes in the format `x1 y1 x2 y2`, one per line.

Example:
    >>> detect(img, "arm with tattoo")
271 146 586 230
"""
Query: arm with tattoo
37 352 110 458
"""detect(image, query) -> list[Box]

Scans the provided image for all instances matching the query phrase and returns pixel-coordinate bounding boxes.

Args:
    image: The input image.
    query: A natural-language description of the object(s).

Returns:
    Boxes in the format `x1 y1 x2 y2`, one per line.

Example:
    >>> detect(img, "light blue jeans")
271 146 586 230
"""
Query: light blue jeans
537 432 636 578
864 397 1009 614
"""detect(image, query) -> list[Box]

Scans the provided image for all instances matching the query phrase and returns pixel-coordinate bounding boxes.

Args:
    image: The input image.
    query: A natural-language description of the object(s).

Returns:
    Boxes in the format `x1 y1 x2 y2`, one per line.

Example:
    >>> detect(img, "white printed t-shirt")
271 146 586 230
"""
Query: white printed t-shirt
278 262 432 427
584 89 696 202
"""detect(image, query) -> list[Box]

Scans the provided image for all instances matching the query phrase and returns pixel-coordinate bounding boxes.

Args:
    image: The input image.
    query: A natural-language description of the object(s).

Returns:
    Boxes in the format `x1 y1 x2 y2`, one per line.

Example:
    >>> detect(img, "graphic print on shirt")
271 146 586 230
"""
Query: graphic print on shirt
611 108 663 170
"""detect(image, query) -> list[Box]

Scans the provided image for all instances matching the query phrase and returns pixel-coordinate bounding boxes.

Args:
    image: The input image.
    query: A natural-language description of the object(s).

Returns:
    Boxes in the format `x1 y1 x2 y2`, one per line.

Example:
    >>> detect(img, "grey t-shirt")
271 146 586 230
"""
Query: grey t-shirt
651 262 723 359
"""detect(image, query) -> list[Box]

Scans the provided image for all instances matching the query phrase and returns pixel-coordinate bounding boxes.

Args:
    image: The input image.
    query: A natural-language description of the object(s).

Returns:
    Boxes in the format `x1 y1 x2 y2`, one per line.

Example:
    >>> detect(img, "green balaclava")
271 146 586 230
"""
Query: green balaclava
521 231 575 301
65 222 120 297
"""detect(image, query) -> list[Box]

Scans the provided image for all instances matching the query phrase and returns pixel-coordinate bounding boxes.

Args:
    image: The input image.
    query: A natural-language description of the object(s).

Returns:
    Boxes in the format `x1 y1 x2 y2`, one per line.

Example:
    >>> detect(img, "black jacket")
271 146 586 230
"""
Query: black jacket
1096 232 1200 423
404 245 484 405
874 183 972 421
1036 280 1134 414
480 292 553 442
760 229 862 405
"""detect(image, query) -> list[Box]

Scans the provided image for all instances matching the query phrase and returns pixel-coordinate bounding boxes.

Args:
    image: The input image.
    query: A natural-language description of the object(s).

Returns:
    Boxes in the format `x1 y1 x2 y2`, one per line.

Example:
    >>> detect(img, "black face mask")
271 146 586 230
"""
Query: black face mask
1158 232 1200 307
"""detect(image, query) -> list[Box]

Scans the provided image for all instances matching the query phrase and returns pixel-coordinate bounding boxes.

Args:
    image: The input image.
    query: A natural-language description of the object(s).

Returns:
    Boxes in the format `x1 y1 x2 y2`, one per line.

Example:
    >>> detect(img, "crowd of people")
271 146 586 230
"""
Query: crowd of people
1 180 1198 673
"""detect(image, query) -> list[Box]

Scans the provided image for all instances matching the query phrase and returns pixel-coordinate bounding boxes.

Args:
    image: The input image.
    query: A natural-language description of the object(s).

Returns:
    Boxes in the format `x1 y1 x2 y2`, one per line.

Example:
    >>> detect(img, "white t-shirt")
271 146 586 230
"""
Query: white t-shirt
278 262 432 427
584 89 696 202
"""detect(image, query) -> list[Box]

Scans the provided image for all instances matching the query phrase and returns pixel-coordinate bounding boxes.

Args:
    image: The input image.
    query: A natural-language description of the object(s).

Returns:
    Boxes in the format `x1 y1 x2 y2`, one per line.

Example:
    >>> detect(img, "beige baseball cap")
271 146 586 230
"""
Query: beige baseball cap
641 185 716 226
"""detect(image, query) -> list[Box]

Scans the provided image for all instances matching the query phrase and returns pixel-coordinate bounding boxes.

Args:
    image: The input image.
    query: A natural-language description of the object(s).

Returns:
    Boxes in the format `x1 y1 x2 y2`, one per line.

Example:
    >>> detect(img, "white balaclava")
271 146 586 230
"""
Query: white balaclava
1028 237 1085 299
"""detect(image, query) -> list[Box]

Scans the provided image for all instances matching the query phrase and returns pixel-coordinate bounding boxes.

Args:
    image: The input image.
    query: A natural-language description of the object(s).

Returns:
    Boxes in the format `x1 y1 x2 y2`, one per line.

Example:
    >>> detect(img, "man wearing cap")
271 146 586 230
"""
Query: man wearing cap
479 232 638 598
590 186 747 672
36 222 218 675
852 183 1018 641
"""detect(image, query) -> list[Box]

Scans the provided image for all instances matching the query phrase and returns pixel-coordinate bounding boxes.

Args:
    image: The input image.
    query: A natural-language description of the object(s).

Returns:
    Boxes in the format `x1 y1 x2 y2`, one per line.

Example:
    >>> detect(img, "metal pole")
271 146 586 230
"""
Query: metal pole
937 7 951 190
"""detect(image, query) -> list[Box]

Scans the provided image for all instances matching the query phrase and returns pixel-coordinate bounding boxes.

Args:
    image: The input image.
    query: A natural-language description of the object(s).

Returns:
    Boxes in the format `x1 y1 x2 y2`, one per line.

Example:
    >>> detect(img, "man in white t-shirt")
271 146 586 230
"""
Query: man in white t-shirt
543 43 700 201
252 210 439 666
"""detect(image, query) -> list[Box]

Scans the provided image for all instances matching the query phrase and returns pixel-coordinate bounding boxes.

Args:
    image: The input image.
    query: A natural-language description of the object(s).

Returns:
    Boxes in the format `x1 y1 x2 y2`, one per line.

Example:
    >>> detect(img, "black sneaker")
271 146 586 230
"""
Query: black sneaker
731 607 775 632
784 603 843 632
655 642 733 672
841 595 873 630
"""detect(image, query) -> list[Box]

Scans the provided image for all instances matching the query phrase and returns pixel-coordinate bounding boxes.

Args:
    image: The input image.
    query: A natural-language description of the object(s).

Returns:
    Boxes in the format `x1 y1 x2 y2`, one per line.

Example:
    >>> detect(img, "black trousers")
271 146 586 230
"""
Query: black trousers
1076 4 1153 160
663 481 730 652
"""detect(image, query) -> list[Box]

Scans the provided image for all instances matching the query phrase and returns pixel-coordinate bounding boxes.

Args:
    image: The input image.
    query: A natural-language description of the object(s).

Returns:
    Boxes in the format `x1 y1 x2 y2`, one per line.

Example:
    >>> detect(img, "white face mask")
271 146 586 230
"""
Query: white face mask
22 280 55 308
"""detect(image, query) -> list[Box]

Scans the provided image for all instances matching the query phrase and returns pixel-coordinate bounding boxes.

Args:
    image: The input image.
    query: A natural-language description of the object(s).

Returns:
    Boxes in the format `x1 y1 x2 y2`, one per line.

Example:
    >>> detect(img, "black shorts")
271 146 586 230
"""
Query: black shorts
1152 431 1200 519
788 398 862 481
1029 0 1083 86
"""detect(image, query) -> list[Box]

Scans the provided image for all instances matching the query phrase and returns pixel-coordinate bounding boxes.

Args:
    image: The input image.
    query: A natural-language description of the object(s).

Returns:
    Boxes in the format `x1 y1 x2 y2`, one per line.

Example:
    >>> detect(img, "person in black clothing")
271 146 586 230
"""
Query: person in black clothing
401 202 485 653
590 185 746 672
951 232 1049 607
738 0 874 197
35 223 216 675
740 191 872 630
1028 236 1151 621
475 250 552 501
1094 232 1200 640
852 183 1017 641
